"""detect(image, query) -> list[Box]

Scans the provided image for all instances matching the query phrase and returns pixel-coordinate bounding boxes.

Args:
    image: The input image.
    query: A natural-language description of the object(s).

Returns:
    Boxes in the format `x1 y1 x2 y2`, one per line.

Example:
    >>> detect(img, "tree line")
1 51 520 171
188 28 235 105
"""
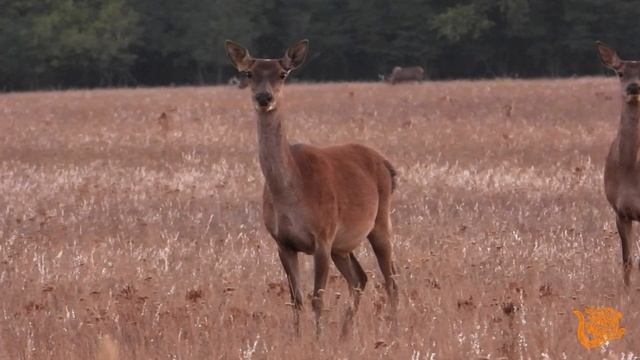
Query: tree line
2 0 640 91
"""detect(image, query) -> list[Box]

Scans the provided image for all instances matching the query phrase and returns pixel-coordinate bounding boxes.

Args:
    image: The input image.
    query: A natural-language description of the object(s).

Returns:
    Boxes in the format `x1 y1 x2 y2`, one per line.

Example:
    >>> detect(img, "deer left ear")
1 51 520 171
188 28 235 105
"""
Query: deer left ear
281 39 309 70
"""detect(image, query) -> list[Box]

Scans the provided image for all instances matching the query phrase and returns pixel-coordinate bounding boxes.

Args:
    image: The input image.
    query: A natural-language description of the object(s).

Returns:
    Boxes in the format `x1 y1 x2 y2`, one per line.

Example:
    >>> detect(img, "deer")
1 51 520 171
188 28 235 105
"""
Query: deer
224 39 399 336
227 75 250 89
597 41 640 285
380 66 425 84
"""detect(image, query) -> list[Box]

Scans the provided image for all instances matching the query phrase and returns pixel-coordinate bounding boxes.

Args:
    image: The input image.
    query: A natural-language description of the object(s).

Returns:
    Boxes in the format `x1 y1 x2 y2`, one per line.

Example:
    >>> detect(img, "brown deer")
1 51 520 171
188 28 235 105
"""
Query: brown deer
380 66 425 84
597 41 640 285
227 75 250 89
225 39 399 335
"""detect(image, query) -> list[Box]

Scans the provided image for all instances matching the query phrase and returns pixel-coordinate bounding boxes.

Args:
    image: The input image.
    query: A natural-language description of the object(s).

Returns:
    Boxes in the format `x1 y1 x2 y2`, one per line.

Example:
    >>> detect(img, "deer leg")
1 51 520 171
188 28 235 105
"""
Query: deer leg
367 219 399 328
616 215 633 286
312 244 331 337
349 252 368 295
332 251 368 337
278 246 303 334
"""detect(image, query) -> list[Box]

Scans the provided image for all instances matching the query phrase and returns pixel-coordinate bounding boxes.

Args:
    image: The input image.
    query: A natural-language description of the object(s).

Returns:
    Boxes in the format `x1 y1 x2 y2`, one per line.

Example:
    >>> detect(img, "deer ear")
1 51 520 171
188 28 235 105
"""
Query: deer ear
596 41 623 71
281 39 309 70
225 40 253 72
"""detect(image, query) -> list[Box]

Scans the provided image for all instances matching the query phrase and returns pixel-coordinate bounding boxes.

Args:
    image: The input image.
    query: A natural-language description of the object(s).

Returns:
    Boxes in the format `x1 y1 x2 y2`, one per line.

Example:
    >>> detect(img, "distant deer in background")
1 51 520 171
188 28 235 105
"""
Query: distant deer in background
225 39 399 336
227 75 249 89
597 41 640 285
379 66 425 84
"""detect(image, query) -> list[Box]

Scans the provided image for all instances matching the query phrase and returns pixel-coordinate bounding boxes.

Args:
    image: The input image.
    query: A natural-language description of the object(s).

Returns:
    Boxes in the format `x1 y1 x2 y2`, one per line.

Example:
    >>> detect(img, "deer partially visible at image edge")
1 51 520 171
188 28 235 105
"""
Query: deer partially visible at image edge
597 41 640 285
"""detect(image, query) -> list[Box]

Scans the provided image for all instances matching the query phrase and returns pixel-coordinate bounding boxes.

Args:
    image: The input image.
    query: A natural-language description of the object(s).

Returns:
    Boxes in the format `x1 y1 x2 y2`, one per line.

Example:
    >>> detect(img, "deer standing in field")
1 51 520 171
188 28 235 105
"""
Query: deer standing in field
225 39 399 335
379 66 425 84
597 41 640 285
228 75 250 89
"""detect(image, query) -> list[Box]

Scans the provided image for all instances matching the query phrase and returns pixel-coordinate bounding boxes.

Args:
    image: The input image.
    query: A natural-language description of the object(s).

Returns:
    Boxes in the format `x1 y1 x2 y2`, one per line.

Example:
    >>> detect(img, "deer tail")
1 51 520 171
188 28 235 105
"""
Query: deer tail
383 159 397 192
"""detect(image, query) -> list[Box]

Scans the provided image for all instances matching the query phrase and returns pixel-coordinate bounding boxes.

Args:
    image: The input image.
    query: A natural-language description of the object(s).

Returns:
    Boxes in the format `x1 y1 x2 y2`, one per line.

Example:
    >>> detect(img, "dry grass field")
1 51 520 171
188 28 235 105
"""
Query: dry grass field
1 78 639 359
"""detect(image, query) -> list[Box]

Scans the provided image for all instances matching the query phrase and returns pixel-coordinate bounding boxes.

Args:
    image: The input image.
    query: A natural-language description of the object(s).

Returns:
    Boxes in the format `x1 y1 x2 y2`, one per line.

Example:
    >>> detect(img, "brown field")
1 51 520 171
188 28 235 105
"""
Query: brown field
0 78 639 359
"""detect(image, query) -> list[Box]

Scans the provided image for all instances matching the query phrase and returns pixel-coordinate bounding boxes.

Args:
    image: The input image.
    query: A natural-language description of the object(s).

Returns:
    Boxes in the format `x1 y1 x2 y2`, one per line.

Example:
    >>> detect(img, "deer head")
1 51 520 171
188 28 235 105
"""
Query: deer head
597 41 640 104
225 39 309 112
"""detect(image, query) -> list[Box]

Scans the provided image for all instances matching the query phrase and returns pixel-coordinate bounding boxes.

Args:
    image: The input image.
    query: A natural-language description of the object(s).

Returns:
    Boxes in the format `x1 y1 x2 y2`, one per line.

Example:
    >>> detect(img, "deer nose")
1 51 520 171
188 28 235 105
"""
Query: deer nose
255 92 273 106
626 83 640 95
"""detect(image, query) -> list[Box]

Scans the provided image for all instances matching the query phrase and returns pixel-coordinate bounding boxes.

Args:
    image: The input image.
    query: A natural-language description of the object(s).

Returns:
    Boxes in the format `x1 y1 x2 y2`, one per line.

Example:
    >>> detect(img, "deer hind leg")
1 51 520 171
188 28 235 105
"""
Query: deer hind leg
331 251 368 337
367 215 399 327
278 246 303 334
616 215 633 286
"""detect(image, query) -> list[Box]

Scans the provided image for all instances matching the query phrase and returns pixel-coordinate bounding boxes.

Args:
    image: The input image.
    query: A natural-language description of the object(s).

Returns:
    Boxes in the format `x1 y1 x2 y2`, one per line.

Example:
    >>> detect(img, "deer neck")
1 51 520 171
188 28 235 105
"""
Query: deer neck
256 108 300 203
618 101 640 170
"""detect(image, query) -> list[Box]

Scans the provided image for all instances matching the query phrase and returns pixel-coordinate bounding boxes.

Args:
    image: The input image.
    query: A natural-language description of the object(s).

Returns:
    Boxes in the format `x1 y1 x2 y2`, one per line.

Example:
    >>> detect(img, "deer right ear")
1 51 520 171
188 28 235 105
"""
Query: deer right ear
225 40 253 72
596 41 623 71
281 39 309 70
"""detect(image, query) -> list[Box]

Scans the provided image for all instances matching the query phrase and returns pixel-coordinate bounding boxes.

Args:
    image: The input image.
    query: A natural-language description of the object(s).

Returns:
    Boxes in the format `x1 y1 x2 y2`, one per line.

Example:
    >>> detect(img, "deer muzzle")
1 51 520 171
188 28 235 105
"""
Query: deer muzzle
255 92 274 107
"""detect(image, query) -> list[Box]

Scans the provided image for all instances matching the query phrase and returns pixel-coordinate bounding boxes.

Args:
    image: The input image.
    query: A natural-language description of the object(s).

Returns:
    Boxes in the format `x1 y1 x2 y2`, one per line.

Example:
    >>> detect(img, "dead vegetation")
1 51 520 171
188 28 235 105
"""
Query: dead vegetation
0 78 639 358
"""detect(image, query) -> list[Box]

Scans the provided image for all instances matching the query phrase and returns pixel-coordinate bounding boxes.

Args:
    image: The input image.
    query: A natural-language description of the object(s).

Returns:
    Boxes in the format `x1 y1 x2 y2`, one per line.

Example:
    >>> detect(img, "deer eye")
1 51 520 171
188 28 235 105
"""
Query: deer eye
617 72 623 78
244 71 252 79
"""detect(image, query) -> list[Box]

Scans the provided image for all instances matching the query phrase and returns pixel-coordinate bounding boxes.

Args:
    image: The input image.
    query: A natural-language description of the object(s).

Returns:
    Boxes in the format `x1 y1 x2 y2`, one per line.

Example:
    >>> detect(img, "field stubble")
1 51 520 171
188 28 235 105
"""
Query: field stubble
0 78 638 359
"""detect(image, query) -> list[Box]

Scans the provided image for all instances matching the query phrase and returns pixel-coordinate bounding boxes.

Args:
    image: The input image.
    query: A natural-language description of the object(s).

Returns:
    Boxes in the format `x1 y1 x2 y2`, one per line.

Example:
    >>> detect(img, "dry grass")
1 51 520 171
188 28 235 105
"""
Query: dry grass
0 78 639 359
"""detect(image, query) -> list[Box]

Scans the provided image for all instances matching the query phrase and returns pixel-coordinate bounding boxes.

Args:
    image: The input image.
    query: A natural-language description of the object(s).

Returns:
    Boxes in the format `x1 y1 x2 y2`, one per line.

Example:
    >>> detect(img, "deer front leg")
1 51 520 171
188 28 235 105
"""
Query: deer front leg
616 215 633 286
312 244 331 337
278 246 303 334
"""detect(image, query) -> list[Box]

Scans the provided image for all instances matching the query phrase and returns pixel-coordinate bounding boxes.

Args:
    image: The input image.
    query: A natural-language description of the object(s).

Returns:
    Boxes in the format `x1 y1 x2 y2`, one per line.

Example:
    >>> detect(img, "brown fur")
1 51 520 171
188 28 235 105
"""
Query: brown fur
225 39 399 335
598 41 640 285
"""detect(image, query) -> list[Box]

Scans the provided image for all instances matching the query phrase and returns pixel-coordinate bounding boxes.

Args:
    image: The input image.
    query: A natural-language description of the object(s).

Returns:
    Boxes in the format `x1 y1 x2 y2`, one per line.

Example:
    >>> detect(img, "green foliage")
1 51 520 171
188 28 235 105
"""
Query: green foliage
2 0 640 90
0 0 140 88
432 4 493 43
